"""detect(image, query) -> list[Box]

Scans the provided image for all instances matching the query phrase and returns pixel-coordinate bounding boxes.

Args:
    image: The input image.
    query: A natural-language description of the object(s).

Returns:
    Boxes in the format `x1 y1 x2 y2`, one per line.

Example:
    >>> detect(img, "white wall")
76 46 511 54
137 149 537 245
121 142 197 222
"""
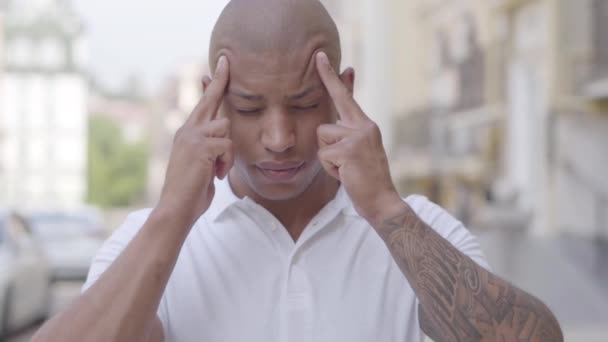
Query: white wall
505 1 552 235
0 73 87 208
556 114 608 238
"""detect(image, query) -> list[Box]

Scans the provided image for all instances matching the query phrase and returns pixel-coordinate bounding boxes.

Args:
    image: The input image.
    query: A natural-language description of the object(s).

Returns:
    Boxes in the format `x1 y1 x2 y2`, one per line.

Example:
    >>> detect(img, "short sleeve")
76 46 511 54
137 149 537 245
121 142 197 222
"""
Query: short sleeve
404 195 490 271
82 208 153 292
81 208 174 337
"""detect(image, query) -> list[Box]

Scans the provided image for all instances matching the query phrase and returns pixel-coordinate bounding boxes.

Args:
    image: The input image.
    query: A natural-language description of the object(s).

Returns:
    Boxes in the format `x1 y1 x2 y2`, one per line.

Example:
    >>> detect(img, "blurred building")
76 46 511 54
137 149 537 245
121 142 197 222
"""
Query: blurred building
88 85 150 145
323 0 492 221
386 0 608 238
0 0 88 208
386 1 504 227
553 0 608 239
321 0 395 154
147 61 208 203
0 5 4 135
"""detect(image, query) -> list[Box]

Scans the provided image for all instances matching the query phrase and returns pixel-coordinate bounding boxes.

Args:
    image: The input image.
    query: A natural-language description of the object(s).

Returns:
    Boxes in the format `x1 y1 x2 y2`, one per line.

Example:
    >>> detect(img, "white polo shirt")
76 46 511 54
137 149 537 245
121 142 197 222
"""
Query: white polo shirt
84 178 489 342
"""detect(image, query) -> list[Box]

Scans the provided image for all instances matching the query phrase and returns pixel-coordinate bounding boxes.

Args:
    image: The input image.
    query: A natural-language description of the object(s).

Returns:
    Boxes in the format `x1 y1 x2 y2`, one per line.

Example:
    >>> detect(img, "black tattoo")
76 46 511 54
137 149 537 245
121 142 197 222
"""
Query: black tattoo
376 206 563 341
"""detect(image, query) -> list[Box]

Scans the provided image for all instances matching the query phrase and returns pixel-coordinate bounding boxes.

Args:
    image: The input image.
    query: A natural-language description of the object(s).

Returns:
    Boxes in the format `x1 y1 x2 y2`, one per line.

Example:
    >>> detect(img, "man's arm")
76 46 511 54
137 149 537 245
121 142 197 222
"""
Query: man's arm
32 56 232 342
32 211 184 342
313 51 563 342
374 202 563 342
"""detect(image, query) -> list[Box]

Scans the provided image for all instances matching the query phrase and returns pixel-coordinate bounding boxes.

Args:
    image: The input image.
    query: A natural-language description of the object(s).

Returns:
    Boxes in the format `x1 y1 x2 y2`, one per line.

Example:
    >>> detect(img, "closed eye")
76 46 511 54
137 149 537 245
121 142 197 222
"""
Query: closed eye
236 108 263 115
292 103 320 111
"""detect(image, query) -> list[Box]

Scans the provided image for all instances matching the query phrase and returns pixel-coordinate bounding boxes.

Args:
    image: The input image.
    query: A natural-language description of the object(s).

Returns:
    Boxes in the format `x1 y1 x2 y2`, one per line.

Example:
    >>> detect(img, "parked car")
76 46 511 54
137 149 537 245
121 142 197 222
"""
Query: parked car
0 210 51 337
28 209 105 282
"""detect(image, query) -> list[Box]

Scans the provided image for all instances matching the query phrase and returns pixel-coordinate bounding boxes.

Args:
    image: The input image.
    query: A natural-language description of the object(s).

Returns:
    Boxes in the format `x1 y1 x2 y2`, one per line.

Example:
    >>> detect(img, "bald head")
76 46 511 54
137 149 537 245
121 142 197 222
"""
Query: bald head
209 0 341 71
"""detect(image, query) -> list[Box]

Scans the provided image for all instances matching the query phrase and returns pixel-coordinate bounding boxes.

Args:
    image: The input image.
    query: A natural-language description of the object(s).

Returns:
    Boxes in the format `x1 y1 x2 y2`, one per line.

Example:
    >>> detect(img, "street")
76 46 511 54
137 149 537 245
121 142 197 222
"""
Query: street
5 282 83 342
476 230 608 341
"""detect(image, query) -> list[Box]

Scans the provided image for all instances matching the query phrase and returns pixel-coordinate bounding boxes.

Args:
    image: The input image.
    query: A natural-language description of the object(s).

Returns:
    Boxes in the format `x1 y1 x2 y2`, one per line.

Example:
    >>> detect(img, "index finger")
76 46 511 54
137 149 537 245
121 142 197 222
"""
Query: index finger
315 52 365 124
191 56 230 124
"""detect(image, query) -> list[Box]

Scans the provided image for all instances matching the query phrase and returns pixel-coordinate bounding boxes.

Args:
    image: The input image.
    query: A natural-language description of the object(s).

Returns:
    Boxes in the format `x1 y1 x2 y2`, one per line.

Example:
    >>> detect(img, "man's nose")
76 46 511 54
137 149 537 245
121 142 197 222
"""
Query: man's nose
261 109 296 153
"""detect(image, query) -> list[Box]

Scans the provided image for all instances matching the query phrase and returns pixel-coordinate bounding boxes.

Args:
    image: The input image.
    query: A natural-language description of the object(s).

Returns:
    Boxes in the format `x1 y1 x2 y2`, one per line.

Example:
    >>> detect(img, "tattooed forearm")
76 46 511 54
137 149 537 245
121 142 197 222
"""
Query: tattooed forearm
375 204 563 342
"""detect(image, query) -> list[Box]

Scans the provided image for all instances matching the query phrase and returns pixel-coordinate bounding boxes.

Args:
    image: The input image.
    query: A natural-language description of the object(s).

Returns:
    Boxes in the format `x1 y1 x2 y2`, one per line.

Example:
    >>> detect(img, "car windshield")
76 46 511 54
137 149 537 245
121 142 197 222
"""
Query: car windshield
30 213 96 241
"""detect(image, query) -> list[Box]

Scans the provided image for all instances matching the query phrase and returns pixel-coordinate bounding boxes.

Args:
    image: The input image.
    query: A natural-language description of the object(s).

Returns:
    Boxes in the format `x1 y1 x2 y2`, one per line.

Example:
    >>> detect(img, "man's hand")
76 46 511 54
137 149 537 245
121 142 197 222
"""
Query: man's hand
316 50 564 340
158 56 233 225
315 52 403 225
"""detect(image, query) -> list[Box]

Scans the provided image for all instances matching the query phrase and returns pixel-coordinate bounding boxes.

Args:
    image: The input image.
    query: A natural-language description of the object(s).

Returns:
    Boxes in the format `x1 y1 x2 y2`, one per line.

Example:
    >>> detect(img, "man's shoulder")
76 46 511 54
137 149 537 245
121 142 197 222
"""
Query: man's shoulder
126 207 155 221
402 193 430 209
403 194 448 220
109 208 214 241
402 194 466 235
119 207 155 229
105 208 155 244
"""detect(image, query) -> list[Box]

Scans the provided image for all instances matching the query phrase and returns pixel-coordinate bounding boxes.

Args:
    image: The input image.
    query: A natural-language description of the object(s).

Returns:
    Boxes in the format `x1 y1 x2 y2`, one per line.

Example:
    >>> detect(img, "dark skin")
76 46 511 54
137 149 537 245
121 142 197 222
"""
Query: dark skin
207 0 344 240
31 1 563 341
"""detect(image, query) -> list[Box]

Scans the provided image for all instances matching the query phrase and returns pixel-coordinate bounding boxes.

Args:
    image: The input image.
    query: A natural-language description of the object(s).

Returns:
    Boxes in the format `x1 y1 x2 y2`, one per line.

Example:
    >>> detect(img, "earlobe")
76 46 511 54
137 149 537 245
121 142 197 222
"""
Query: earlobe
339 68 356 95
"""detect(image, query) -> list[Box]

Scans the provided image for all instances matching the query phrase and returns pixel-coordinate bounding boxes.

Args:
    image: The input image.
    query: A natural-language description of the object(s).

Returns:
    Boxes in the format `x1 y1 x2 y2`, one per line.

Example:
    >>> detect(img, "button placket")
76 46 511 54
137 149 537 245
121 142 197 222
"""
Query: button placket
285 260 314 342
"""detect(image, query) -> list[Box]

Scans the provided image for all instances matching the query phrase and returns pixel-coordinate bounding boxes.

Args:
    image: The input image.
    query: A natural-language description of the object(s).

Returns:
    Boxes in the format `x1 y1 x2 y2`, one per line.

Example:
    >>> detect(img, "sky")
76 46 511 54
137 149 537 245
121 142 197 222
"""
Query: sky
72 0 230 93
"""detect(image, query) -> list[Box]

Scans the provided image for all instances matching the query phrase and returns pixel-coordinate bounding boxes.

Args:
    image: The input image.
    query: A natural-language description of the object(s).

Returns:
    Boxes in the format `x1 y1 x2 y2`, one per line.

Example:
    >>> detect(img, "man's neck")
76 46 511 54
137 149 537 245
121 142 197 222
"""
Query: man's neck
228 170 340 242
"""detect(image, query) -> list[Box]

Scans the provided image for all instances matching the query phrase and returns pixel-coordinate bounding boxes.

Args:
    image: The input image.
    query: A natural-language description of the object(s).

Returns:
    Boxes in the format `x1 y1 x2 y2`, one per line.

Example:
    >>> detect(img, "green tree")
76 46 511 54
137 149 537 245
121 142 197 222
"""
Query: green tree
87 115 149 208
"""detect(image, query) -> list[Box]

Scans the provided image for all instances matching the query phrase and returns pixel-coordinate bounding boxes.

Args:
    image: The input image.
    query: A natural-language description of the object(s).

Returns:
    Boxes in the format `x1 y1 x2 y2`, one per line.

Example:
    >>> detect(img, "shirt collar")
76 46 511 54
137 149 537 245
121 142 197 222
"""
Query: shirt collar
205 177 242 222
205 177 355 223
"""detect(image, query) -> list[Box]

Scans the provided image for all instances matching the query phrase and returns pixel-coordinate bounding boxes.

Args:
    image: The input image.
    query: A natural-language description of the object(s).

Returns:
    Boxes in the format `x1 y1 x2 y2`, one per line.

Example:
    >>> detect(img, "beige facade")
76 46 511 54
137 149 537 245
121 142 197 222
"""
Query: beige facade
388 0 608 237
387 1 503 223
0 7 4 142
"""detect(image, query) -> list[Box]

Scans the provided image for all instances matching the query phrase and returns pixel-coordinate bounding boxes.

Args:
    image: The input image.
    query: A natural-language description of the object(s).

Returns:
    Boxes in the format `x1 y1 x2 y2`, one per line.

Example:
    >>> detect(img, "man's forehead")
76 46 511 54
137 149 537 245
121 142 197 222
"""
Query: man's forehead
208 0 342 77
225 49 323 99
228 82 324 101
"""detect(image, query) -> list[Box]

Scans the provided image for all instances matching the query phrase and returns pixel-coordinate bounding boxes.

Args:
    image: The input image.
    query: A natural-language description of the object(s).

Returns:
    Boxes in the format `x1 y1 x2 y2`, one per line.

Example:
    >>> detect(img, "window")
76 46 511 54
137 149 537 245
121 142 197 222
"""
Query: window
40 37 66 69
593 0 608 67
456 14 485 110
7 36 34 68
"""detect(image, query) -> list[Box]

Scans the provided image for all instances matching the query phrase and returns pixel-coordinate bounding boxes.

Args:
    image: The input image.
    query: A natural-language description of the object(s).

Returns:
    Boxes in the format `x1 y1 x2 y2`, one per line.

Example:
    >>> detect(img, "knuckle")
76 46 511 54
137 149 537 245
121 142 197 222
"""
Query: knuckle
365 121 381 135
344 147 356 159
339 86 351 98
200 95 212 110
216 117 230 128
316 124 328 136
173 126 190 144
223 139 233 150
317 149 329 161
173 127 183 141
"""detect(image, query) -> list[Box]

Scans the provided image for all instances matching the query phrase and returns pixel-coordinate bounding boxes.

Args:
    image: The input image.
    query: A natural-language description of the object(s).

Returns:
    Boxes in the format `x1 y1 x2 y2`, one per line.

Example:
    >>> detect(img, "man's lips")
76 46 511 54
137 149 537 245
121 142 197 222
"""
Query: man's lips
256 161 306 181
257 161 305 171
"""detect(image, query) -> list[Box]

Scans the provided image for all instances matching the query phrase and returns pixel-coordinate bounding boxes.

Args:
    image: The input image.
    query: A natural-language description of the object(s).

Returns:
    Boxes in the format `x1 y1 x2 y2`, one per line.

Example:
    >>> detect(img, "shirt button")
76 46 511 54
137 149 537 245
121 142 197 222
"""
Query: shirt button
271 222 278 231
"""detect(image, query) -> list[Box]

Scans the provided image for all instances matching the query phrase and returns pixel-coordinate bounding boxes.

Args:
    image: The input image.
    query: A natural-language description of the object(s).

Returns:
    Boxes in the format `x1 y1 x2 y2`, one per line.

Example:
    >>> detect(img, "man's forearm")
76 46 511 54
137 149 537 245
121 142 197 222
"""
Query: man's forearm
32 208 191 342
373 202 563 342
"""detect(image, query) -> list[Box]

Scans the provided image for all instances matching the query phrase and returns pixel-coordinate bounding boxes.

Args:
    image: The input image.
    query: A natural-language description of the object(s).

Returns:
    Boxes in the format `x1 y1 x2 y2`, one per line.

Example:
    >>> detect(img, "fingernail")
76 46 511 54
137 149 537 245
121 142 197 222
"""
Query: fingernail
317 51 329 65
215 56 226 75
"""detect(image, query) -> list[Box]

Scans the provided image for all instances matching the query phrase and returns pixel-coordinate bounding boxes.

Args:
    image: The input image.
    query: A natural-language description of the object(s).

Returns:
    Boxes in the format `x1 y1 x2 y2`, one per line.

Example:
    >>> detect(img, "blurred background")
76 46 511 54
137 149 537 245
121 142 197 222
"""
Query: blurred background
0 0 606 341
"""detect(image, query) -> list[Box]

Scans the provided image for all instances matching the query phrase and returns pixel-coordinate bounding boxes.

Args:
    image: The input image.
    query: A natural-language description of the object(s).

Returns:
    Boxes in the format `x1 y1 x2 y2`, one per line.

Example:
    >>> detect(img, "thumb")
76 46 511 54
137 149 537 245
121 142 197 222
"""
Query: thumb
215 147 234 180
318 146 341 180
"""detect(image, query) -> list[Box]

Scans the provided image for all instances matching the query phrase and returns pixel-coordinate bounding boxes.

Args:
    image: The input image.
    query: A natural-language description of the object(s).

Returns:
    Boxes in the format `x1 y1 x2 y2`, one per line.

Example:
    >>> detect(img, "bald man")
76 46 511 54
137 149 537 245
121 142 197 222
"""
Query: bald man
33 1 562 341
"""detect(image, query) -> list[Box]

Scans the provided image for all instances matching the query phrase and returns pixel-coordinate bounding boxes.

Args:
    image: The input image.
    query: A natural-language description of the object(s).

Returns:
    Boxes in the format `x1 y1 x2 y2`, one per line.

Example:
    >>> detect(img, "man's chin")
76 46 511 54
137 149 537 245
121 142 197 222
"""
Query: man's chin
248 180 311 202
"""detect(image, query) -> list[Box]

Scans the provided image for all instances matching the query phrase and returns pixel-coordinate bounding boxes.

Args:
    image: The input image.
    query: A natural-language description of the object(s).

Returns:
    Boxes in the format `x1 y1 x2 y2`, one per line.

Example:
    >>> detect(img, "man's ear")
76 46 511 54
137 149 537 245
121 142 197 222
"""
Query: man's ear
201 75 212 93
339 67 355 95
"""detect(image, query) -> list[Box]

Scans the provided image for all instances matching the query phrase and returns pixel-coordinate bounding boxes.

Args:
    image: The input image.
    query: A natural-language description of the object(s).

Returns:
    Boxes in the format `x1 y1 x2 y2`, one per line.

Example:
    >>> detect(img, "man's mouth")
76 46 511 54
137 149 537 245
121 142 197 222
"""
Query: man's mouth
256 161 306 182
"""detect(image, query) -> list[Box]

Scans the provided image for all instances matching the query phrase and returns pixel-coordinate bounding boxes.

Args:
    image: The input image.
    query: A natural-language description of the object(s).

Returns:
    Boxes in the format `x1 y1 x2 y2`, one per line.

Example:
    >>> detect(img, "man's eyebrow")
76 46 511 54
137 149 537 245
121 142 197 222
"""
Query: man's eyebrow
287 85 322 101
228 89 264 102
